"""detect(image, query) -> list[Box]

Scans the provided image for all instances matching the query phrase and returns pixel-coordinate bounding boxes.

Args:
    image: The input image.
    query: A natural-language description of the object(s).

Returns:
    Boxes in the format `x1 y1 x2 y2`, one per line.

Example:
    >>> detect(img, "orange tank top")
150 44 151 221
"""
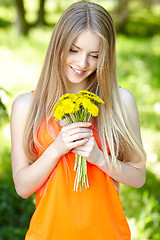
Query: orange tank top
25 117 131 240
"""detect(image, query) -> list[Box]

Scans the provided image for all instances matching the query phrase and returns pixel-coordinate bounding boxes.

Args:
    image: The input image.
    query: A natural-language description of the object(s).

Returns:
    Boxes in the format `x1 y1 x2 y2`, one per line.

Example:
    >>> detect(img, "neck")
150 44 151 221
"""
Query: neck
67 81 88 94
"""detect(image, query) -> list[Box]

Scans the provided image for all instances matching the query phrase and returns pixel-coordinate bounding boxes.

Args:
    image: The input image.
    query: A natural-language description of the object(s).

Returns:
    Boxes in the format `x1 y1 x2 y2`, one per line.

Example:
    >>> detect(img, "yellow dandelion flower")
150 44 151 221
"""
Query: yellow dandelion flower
77 97 87 106
68 93 78 102
61 99 75 114
53 100 61 113
88 103 99 117
81 98 92 109
59 93 71 101
78 90 93 96
91 95 104 104
54 105 65 121
73 102 80 112
78 90 104 104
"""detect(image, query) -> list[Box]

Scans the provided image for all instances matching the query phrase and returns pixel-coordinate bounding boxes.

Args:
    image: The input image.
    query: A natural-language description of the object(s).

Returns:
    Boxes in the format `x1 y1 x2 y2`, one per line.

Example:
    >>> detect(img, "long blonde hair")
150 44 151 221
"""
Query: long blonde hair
23 1 146 170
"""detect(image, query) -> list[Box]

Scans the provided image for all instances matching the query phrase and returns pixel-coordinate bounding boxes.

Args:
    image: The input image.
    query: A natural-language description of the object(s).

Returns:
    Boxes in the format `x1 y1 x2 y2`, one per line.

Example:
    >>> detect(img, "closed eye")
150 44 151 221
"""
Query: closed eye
70 49 78 53
70 48 98 59
90 55 98 59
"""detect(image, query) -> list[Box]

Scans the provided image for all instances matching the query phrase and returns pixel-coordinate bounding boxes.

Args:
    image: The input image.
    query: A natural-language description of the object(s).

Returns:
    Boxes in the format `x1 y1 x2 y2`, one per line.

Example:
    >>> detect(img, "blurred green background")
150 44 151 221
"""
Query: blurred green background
0 0 160 239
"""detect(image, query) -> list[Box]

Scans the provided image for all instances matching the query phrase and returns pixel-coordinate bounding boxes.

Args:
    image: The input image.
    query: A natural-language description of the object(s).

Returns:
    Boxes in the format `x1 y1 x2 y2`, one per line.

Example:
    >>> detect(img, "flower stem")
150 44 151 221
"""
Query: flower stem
74 154 89 191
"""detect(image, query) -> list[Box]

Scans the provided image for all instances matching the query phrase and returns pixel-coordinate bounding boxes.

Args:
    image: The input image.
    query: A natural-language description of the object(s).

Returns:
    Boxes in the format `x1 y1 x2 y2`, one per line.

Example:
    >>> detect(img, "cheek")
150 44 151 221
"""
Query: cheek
65 57 69 65
90 61 98 71
65 54 75 65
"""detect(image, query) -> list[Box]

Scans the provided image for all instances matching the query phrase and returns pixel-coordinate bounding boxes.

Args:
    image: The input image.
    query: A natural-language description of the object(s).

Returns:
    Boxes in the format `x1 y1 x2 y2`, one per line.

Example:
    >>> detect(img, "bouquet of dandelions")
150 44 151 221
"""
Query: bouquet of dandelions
53 90 104 191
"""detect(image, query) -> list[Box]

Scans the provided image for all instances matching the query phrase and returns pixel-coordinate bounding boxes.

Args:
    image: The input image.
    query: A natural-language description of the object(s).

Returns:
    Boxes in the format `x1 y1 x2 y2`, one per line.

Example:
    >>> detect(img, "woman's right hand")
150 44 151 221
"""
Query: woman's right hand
52 122 93 157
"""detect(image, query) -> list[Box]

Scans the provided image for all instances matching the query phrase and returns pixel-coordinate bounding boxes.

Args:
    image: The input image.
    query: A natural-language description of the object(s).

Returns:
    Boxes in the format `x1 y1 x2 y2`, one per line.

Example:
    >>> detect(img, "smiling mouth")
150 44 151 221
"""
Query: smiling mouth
70 66 86 75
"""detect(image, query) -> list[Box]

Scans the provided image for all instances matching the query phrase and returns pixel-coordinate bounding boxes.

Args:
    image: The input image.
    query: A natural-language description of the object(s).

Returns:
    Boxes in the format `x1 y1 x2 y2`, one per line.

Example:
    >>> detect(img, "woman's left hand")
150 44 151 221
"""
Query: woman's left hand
72 136 103 166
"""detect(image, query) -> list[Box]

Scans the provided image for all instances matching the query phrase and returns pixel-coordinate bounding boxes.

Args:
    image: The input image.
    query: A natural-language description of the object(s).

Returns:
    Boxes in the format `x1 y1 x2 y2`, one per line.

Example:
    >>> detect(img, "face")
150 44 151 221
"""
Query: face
64 28 102 92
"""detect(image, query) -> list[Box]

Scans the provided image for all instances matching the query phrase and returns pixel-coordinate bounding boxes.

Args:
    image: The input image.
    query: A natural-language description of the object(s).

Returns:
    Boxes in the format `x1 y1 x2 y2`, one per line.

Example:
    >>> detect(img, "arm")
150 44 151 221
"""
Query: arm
100 88 146 187
11 93 92 198
72 88 146 188
11 93 60 199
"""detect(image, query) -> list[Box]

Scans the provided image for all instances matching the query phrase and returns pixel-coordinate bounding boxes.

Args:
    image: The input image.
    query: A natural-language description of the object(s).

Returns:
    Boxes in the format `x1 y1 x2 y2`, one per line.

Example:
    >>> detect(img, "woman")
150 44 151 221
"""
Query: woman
10 1 146 239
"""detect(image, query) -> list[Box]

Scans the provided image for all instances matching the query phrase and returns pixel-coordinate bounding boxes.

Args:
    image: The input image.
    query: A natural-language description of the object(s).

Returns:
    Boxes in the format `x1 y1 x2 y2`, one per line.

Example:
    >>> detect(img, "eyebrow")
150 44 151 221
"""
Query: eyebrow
72 43 100 53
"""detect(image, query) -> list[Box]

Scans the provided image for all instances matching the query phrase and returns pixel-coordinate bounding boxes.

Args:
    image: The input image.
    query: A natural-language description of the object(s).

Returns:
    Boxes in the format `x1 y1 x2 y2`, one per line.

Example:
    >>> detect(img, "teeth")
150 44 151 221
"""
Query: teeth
72 67 83 74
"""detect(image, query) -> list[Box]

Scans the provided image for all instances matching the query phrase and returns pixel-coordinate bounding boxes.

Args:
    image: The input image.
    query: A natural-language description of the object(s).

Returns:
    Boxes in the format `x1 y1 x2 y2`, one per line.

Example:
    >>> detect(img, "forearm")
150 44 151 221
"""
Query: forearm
14 144 60 198
12 120 92 199
96 151 146 188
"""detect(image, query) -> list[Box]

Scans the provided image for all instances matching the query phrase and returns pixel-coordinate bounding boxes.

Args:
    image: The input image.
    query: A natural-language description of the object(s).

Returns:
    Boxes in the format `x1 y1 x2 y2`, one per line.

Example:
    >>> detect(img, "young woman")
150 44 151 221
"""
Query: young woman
10 1 146 239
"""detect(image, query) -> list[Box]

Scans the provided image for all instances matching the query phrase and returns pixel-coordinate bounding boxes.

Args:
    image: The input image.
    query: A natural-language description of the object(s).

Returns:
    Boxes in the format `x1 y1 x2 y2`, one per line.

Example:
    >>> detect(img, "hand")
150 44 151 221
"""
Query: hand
52 122 93 158
72 136 103 166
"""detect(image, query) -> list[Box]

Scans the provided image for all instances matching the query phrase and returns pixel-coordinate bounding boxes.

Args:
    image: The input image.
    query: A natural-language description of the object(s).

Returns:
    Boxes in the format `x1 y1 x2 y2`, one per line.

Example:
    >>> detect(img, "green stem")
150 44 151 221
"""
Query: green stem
74 154 89 191
65 114 73 123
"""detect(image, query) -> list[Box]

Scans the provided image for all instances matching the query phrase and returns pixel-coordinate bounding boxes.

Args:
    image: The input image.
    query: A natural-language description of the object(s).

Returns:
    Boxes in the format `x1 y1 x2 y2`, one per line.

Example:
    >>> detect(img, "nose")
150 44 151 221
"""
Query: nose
77 54 88 69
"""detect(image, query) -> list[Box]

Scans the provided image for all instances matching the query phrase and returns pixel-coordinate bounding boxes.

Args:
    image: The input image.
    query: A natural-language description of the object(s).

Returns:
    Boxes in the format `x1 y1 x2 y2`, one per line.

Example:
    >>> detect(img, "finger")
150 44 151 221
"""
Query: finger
72 149 85 156
64 122 91 130
72 145 87 152
69 132 93 142
87 136 95 144
62 127 93 142
63 127 93 136
69 138 89 149
72 136 94 148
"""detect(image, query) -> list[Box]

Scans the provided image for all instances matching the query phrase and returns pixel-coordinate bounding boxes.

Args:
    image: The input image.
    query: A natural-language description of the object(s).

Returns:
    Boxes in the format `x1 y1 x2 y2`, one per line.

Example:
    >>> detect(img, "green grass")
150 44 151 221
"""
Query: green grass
0 4 160 239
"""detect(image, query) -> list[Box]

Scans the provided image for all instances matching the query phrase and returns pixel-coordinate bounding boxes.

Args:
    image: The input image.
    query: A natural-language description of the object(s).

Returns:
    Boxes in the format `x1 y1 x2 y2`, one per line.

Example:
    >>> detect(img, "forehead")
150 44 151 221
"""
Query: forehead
73 29 102 52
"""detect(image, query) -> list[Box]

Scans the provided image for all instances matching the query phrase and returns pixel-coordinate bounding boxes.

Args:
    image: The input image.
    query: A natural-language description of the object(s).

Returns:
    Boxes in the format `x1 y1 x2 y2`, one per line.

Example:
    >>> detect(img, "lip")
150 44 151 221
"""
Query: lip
70 66 86 76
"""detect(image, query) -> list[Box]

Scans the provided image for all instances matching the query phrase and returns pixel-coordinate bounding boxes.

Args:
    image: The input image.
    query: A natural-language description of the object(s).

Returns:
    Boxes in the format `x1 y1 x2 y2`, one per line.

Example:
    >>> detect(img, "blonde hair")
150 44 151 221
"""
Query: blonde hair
23 1 146 170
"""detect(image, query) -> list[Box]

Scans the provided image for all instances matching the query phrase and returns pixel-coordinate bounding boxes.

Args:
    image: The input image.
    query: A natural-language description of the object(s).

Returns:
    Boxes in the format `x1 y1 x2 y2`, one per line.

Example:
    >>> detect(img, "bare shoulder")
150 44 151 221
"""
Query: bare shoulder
12 92 33 109
119 87 136 106
10 92 33 153
11 92 33 117
11 92 34 128
119 87 139 115
119 87 142 143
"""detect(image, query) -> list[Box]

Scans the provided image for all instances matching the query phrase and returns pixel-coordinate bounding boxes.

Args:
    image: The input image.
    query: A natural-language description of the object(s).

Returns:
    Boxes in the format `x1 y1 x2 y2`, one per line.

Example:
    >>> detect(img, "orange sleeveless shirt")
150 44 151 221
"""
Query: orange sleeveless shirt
25 117 131 240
